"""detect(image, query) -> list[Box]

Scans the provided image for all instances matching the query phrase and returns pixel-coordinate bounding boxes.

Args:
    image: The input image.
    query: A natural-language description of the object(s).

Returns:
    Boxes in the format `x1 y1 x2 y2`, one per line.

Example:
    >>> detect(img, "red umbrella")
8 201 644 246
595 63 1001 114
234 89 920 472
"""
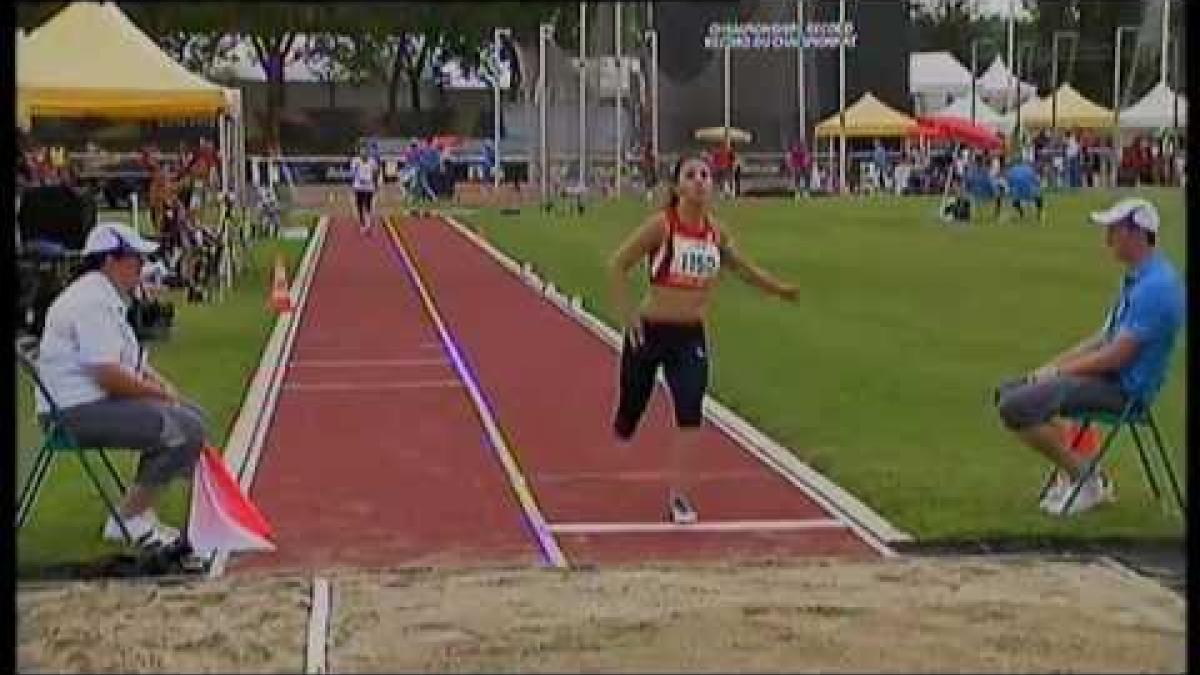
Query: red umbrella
907 118 945 142
917 115 1003 151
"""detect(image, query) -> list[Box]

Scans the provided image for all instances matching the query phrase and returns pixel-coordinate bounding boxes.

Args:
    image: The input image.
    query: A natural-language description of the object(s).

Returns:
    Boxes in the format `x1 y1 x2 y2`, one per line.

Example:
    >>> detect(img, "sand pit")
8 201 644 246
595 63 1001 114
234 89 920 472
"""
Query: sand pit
18 556 1184 673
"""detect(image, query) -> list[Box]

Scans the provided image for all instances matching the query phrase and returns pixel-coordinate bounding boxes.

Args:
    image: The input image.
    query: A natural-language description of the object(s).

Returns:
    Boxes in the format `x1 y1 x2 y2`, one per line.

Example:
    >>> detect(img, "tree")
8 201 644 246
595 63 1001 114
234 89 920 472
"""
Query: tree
302 34 375 109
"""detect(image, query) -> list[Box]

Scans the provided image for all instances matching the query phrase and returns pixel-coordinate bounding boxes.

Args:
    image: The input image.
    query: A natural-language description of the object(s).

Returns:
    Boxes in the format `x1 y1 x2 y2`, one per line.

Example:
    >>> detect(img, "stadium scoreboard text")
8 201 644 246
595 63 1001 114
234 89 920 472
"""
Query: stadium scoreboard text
704 22 858 50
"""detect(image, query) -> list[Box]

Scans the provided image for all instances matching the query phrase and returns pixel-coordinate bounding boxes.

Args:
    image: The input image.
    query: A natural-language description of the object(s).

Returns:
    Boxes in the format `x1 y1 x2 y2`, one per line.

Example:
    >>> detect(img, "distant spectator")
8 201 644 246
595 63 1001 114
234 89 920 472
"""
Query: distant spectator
787 139 811 199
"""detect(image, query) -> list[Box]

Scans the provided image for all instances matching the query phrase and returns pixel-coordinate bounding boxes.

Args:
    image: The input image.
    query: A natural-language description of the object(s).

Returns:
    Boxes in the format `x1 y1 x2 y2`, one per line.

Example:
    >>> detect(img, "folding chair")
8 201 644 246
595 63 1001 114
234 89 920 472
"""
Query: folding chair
1039 398 1185 517
15 344 136 546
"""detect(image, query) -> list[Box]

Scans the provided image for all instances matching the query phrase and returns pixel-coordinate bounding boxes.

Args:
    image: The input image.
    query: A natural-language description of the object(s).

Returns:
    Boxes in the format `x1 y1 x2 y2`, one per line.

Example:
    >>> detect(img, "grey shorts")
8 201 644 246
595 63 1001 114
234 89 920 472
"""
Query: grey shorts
993 374 1128 431
44 398 210 488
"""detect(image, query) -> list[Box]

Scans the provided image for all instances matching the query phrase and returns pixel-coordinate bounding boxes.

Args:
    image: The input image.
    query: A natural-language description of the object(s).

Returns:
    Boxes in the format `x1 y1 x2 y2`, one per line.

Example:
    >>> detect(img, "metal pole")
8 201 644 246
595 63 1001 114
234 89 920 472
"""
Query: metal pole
838 0 846 194
970 42 978 124
579 1 587 190
1172 27 1179 133
723 44 731 136
1113 27 1123 186
540 23 550 202
615 1 623 198
649 29 659 174
1006 0 1015 111
493 28 502 190
1051 35 1059 131
797 0 806 141
1159 0 1170 86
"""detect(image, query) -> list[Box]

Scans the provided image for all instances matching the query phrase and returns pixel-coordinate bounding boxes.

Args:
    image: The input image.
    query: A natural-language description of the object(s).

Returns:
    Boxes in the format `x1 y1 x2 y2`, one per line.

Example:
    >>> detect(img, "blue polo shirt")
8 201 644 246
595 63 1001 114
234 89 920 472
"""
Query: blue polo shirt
1102 251 1185 402
964 165 995 199
1006 162 1040 200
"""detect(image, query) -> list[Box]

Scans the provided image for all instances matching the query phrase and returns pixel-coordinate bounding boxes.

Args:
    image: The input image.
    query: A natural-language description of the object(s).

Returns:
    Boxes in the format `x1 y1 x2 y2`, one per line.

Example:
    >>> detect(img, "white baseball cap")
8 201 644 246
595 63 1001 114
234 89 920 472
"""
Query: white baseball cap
82 222 159 256
1088 197 1160 234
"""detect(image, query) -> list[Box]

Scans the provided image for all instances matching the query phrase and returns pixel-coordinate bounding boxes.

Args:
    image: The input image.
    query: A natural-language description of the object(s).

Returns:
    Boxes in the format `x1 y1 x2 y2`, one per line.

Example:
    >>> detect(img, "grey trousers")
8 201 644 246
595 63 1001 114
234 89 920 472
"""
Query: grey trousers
994 374 1128 431
47 398 210 488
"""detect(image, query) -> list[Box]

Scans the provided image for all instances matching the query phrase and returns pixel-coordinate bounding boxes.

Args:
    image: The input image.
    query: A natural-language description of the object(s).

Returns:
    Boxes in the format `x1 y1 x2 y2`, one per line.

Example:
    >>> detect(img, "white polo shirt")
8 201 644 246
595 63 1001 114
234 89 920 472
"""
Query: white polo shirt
350 156 378 193
35 271 143 413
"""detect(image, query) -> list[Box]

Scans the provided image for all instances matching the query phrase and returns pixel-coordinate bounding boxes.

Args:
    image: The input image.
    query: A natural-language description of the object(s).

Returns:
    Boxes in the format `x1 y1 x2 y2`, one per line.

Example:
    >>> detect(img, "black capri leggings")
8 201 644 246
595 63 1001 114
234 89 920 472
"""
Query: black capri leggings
354 189 375 217
613 320 708 440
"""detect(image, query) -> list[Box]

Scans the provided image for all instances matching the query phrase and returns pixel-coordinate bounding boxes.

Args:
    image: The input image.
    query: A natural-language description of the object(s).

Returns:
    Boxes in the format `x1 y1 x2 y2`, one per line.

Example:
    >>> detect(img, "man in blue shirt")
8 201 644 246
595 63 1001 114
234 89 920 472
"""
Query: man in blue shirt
963 155 1000 220
994 198 1185 516
1004 158 1043 222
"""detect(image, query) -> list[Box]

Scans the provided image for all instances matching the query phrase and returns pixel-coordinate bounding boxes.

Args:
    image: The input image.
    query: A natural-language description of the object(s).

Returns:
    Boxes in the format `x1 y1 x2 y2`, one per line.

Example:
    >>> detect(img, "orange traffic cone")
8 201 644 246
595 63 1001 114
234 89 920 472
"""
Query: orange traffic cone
268 255 294 313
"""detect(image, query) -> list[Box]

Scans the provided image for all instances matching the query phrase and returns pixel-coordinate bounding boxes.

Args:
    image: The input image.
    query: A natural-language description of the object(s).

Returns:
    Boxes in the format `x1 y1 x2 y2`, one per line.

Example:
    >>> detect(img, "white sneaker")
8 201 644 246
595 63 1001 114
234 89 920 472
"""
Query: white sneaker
668 492 698 525
103 510 180 548
1045 474 1114 517
1039 472 1071 512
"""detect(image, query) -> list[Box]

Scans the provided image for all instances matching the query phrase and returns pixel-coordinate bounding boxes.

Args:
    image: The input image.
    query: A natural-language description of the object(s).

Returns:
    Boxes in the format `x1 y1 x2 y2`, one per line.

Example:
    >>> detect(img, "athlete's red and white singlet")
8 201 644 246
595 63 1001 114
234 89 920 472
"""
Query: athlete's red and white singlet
649 207 722 290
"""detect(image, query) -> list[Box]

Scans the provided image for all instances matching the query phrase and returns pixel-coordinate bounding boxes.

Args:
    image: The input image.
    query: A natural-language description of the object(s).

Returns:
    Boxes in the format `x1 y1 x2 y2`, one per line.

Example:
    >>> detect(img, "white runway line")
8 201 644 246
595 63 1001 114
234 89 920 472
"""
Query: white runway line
440 214 910 557
283 380 462 392
304 576 332 674
290 358 448 367
549 518 848 534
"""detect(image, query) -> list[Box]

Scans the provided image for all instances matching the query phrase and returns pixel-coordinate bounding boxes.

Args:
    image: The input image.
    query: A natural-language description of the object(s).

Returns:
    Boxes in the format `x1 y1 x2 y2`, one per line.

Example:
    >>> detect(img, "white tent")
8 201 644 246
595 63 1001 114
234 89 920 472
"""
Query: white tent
976 56 1037 110
929 94 1015 132
1120 82 1187 130
911 52 973 93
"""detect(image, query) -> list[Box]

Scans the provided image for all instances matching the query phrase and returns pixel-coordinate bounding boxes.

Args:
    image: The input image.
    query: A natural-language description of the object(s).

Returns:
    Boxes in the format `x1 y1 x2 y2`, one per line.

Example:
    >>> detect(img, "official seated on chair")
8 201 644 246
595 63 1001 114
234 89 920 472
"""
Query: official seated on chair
993 197 1185 517
35 222 212 548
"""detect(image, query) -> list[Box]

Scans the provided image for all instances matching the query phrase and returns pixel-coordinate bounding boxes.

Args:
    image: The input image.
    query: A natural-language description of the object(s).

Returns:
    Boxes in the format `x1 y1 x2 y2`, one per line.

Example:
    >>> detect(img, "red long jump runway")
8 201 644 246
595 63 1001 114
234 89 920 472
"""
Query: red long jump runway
393 216 882 565
233 218 542 572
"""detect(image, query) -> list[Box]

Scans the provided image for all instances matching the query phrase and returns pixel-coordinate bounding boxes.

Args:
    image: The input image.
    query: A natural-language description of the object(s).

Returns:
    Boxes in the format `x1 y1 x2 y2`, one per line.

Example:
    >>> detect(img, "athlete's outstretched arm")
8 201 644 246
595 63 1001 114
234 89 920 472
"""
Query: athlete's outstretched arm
717 229 797 301
608 213 666 341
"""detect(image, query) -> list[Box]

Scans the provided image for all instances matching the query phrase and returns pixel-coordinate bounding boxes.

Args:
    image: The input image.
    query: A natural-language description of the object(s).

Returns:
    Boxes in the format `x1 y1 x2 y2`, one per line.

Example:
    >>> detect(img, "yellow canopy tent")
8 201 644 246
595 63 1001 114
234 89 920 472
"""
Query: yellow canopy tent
814 93 917 138
1017 83 1113 129
17 1 230 122
17 2 246 206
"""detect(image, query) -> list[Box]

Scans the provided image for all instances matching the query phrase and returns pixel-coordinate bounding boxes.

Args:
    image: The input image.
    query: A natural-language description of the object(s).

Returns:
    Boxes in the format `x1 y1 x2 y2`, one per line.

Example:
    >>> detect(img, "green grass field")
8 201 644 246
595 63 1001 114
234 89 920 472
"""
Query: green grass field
460 188 1186 543
16 227 315 576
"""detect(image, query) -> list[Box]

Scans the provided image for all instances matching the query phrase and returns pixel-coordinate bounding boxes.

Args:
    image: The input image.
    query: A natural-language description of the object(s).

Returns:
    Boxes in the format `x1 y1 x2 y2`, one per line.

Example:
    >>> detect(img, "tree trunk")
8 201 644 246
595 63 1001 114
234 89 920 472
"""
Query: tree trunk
387 55 403 124
408 71 423 112
327 80 337 109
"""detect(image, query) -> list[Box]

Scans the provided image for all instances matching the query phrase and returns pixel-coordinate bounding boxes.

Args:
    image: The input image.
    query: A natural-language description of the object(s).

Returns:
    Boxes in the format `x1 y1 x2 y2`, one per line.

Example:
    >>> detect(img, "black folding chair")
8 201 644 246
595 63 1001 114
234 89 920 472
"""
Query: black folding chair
15 343 135 545
1039 397 1185 517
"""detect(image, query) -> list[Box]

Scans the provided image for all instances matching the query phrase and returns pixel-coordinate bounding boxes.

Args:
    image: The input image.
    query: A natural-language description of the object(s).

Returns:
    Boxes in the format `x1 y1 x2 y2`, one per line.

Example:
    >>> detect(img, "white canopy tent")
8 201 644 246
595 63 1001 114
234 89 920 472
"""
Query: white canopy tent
1120 82 1187 130
929 93 1015 133
975 56 1037 111
910 51 974 114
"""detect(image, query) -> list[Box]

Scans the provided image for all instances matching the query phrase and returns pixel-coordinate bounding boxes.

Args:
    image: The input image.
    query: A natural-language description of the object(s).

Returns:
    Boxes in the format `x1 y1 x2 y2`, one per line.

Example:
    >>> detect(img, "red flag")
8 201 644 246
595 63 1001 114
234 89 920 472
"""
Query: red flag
187 446 275 554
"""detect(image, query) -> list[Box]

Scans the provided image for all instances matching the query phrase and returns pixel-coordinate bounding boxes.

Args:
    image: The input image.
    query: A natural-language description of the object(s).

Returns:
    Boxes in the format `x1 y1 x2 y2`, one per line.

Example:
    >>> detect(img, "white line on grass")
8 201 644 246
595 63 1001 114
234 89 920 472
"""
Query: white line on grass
438 214 911 557
304 576 332 674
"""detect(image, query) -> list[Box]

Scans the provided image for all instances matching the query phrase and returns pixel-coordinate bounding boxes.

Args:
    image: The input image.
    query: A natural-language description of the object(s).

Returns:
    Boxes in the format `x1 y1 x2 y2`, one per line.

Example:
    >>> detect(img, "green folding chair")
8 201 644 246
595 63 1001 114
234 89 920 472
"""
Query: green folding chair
15 343 136 546
1039 397 1185 517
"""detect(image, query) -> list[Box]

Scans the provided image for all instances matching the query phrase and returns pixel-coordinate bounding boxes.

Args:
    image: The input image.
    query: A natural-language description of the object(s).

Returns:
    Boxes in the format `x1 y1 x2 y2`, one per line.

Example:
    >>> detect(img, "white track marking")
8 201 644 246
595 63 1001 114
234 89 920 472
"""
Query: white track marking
282 380 461 392
290 358 448 367
440 215 909 557
207 218 328 578
550 518 847 534
385 218 569 568
304 576 332 674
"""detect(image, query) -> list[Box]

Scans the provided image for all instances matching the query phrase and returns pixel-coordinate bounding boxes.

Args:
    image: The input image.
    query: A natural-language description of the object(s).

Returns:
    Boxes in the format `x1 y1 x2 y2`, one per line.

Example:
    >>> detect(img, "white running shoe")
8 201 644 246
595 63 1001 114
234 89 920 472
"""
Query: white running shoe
1039 472 1071 512
103 510 180 548
668 492 698 525
1044 474 1114 517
